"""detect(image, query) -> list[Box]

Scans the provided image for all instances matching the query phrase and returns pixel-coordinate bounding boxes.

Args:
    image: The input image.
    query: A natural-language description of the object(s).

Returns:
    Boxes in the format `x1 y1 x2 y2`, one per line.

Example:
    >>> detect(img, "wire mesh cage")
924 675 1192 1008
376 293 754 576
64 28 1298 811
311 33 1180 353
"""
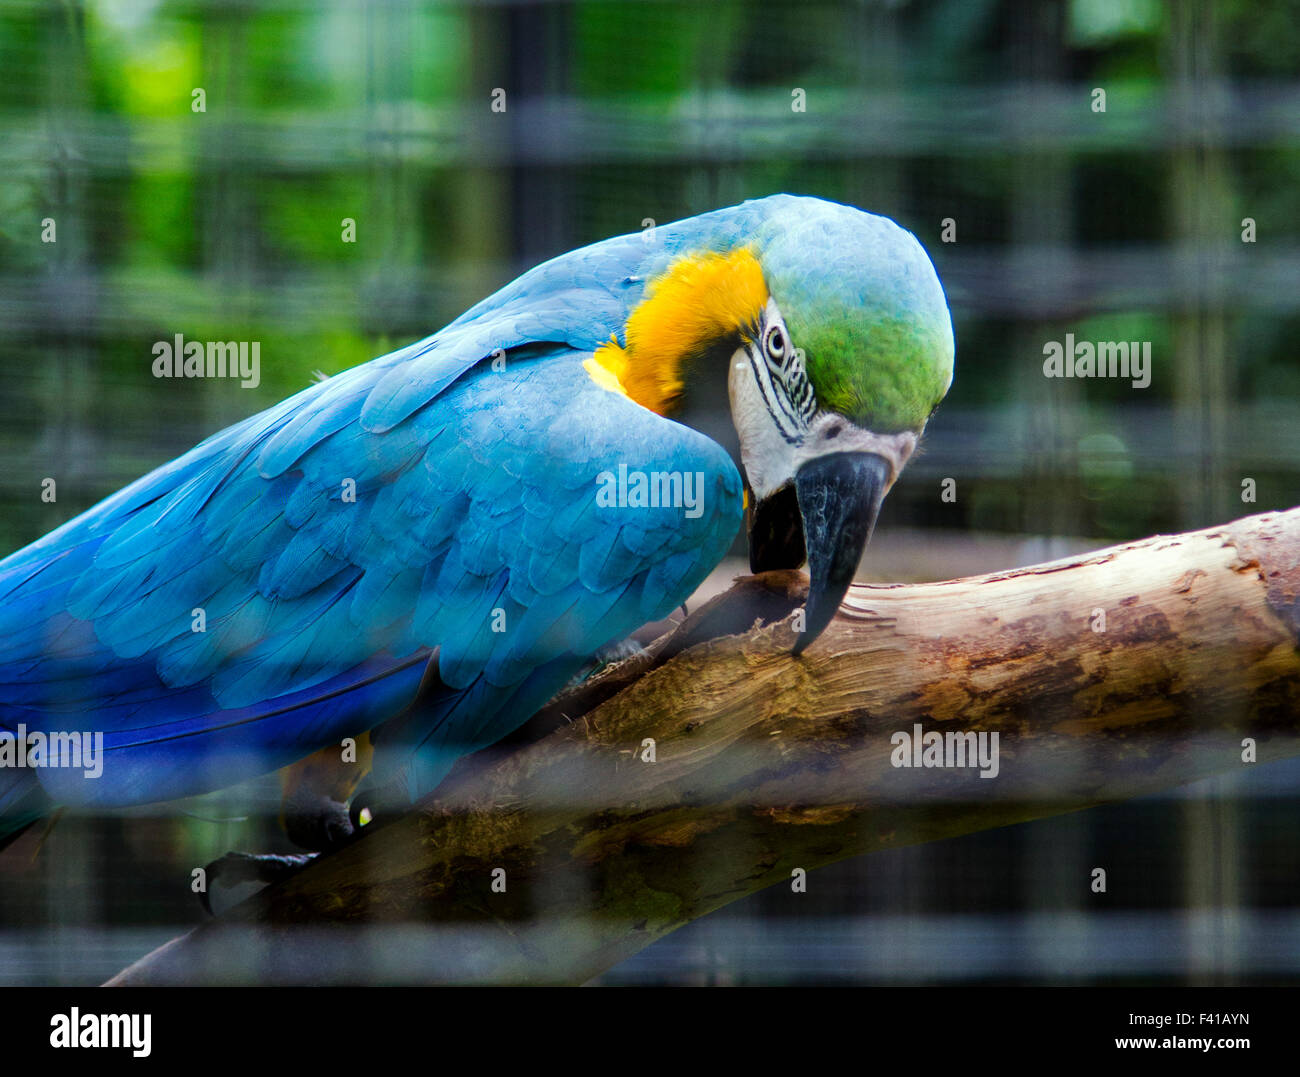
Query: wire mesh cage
1 0 1299 987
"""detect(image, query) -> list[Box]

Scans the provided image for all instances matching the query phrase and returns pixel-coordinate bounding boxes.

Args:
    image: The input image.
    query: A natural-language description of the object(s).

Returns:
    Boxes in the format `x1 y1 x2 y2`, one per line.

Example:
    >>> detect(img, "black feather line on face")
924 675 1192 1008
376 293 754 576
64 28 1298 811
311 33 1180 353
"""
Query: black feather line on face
747 344 804 445
755 308 818 430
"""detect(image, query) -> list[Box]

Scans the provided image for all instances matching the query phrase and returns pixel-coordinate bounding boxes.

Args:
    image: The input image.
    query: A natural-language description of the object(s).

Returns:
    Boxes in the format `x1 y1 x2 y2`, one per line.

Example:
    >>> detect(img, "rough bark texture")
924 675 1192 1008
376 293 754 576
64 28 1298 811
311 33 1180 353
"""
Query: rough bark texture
108 507 1300 985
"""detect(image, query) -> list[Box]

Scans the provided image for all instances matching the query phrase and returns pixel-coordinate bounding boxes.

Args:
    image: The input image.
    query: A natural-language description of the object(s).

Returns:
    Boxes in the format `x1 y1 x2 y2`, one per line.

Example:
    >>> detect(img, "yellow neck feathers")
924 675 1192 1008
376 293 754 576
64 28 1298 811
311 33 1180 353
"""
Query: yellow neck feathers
586 247 768 415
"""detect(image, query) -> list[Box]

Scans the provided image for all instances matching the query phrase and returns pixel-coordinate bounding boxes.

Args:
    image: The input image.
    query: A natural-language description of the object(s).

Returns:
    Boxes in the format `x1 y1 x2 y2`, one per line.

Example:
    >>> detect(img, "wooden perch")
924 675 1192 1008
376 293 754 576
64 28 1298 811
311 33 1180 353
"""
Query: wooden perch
107 507 1300 985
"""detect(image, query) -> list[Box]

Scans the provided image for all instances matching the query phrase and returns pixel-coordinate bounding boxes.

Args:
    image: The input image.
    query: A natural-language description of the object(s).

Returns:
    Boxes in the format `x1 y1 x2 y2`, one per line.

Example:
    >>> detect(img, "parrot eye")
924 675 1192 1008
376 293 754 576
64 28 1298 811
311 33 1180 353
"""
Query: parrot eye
764 323 787 361
750 314 817 435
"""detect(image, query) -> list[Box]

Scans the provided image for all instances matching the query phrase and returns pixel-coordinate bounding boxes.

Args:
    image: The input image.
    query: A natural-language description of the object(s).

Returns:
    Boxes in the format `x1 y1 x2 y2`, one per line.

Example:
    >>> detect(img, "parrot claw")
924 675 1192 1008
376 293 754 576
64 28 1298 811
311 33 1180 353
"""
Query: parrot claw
199 851 318 916
281 792 355 853
198 790 375 915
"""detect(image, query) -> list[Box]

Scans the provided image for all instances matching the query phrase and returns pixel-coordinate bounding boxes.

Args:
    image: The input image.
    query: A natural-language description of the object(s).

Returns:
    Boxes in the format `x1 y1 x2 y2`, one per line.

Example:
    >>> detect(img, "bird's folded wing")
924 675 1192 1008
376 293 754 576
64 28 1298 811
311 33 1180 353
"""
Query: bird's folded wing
0 335 741 807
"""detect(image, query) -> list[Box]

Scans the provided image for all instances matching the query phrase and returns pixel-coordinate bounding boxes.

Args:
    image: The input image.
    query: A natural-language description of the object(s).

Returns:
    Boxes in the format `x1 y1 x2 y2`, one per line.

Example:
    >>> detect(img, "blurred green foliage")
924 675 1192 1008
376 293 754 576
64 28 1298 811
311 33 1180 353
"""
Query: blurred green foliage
0 0 1297 556
0 0 1298 985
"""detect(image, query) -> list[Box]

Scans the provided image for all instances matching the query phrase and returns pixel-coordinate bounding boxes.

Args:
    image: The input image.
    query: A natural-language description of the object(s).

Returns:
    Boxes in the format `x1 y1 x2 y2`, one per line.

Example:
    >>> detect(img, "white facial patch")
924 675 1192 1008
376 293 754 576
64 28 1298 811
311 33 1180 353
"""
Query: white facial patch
727 300 918 500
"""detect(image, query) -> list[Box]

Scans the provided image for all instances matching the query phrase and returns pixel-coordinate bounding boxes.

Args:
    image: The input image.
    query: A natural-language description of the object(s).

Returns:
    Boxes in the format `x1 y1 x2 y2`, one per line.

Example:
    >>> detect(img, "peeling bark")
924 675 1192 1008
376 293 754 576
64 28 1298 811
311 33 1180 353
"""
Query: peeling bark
107 508 1300 985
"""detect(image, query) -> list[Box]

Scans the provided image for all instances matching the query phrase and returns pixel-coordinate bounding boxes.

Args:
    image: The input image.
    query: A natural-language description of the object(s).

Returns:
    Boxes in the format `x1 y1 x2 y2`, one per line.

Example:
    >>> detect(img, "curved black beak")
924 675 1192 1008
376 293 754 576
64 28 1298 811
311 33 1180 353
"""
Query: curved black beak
791 451 891 653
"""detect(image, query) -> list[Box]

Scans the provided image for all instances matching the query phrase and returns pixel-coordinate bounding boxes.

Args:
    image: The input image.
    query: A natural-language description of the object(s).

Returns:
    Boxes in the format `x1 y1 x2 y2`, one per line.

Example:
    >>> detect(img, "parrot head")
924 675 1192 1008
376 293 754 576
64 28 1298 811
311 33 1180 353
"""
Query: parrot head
590 195 955 650
735 200 955 650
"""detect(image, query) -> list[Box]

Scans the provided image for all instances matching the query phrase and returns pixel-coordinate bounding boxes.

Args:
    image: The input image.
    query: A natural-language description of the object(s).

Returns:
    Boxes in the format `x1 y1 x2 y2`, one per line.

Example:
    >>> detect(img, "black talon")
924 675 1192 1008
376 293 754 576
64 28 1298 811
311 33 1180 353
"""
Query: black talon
199 851 319 915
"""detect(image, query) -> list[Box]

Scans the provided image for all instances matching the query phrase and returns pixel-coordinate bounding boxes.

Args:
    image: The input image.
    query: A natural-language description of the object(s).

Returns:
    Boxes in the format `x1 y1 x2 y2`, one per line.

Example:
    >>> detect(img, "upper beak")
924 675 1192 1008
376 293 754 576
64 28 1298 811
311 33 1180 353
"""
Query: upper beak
791 451 891 653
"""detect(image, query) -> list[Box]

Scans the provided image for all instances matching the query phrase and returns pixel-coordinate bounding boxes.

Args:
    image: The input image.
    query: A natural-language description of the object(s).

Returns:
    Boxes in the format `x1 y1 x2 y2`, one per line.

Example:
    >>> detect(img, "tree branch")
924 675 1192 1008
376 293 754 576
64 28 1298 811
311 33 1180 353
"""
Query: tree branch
107 508 1300 985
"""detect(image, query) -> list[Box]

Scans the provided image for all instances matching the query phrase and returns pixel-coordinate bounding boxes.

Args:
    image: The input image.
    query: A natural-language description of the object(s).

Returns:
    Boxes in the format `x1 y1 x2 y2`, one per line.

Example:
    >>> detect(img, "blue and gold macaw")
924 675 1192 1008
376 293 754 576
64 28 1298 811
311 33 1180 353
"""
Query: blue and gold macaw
0 195 953 856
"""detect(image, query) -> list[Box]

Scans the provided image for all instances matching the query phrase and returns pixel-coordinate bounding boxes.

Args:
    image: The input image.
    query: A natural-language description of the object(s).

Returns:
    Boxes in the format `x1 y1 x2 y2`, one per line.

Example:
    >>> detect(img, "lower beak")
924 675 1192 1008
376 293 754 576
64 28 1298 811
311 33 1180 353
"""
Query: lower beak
791 451 891 653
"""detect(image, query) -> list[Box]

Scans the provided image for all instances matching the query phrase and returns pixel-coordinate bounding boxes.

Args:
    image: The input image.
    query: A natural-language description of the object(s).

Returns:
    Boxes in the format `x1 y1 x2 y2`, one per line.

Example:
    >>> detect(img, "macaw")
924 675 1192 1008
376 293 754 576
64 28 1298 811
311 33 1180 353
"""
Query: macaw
0 194 954 861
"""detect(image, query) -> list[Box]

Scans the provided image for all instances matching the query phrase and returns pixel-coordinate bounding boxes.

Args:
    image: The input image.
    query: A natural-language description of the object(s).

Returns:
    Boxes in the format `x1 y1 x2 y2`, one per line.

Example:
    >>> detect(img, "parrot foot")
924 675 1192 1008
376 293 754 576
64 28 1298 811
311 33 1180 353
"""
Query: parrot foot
199 851 318 915
198 790 378 915
281 789 356 853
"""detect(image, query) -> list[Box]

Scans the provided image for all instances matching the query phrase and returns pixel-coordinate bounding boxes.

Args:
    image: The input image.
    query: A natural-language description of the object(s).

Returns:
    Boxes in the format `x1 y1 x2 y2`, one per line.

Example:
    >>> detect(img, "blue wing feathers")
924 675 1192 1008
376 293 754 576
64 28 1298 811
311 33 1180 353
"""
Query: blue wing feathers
0 202 770 815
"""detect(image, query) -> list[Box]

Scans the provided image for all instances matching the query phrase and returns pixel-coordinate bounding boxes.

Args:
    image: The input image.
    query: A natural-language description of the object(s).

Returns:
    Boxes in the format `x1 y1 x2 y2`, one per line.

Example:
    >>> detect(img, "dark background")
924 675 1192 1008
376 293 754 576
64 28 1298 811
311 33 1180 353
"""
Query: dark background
1 0 1298 984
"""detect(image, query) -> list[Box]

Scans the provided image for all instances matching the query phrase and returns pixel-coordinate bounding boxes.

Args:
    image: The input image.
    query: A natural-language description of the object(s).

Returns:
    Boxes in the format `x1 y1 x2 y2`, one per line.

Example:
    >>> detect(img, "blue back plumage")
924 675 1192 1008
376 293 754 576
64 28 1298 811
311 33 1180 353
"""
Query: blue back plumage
0 196 811 817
